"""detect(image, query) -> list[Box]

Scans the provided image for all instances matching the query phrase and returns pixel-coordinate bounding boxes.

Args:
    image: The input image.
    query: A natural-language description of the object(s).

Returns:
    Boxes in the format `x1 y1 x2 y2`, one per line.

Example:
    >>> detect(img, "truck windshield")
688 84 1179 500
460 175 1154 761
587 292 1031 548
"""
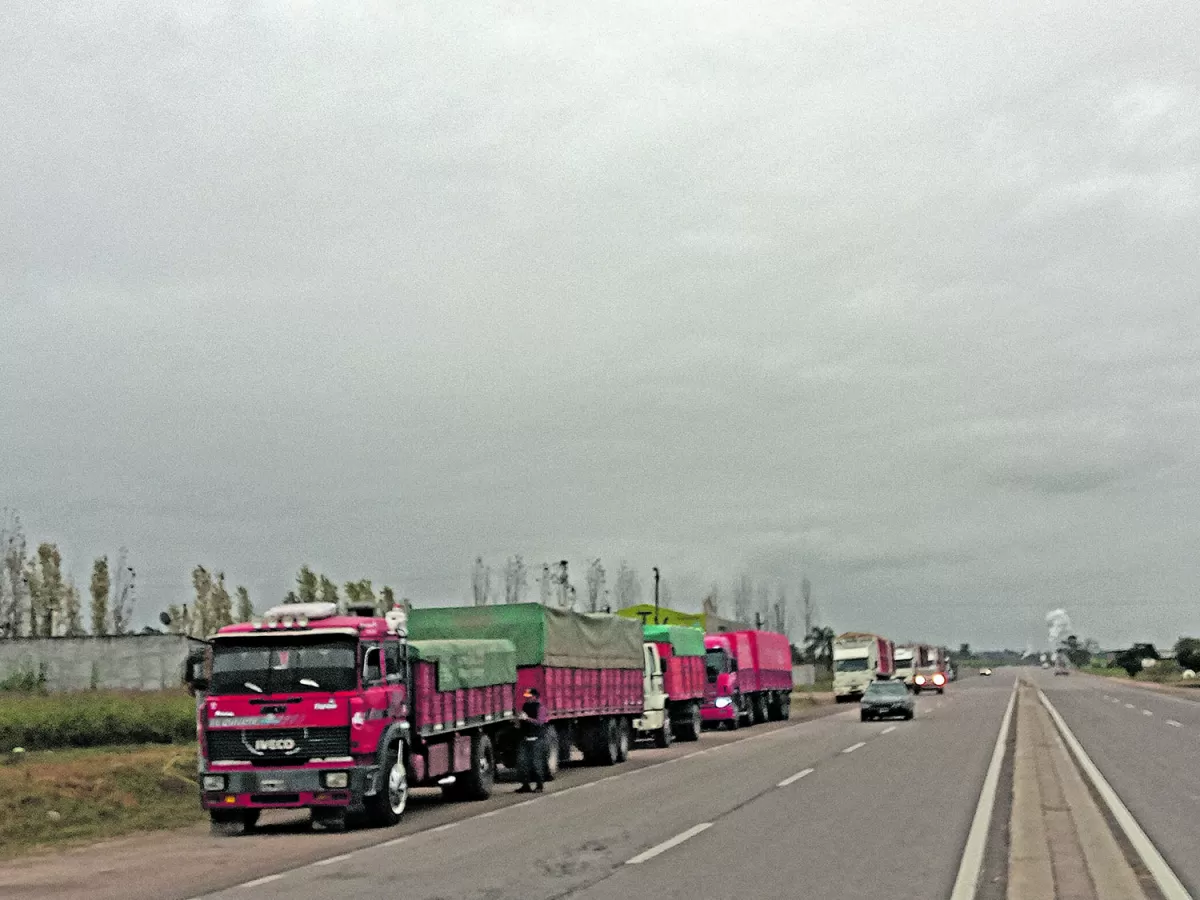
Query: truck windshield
705 648 733 680
210 638 357 694
835 657 870 672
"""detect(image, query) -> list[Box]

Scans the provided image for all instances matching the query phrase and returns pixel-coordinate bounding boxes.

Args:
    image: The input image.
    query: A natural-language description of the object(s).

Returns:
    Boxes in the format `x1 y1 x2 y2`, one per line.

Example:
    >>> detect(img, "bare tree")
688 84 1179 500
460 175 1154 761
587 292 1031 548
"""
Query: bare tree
210 573 233 629
379 586 396 616
801 577 814 640
191 565 214 637
295 566 319 604
90 556 110 636
702 584 721 619
27 543 66 637
110 548 136 635
62 579 85 635
732 573 753 624
774 584 789 636
555 560 571 608
318 575 339 608
538 563 552 605
504 555 528 604
471 557 490 606
235 586 254 622
585 559 606 613
613 560 642 609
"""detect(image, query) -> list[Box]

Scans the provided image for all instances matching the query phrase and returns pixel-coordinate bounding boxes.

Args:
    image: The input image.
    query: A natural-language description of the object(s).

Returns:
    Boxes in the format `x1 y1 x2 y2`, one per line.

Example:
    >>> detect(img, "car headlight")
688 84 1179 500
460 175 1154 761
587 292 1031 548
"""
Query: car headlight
714 697 732 708
203 775 226 792
322 771 349 789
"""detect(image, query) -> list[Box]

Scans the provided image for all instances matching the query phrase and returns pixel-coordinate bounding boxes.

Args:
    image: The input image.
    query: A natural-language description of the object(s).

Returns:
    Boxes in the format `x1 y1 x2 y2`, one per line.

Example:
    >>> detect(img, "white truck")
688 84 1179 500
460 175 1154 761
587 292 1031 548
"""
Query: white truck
894 645 920 689
833 632 896 703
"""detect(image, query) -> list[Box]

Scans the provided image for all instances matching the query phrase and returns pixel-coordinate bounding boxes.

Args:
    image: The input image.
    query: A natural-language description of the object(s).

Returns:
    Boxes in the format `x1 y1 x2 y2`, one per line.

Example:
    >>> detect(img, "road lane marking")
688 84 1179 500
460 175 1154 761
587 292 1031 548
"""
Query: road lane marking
1125 703 1136 709
380 836 409 847
881 726 897 735
1167 720 1182 728
1038 689 1192 900
777 768 814 787
949 679 1018 900
626 823 713 865
1143 709 1153 716
428 822 457 834
311 853 352 867
239 874 284 889
841 741 866 754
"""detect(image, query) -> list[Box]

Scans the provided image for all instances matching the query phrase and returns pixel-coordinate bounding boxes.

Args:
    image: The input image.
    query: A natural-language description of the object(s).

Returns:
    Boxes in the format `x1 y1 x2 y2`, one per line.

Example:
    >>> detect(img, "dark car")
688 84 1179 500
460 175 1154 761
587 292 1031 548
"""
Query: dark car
860 680 915 721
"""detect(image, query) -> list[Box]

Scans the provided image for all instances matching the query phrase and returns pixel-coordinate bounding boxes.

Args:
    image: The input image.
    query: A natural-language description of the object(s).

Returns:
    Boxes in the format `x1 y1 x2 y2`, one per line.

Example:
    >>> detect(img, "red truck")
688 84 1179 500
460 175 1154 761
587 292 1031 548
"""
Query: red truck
701 630 794 729
186 602 518 834
408 603 644 779
635 624 707 745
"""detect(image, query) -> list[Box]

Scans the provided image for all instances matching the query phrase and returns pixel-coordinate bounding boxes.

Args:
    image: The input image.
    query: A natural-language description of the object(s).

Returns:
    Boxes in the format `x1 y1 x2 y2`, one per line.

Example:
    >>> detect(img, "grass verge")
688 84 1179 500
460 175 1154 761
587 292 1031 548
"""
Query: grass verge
0 744 205 860
0 690 196 751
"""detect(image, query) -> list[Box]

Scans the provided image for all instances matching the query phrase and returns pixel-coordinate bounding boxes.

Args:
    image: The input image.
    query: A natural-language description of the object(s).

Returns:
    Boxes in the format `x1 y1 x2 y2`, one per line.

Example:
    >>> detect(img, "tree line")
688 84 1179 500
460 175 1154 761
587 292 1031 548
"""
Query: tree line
1 511 137 639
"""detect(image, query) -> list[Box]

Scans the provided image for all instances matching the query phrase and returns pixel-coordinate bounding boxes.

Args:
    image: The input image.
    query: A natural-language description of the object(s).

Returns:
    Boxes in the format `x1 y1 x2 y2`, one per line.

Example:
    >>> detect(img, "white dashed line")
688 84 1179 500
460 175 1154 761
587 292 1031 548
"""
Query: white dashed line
626 823 712 865
1125 703 1136 709
311 853 352 867
777 768 814 787
1167 720 1182 728
239 874 284 889
1142 709 1153 717
881 726 897 735
842 741 866 754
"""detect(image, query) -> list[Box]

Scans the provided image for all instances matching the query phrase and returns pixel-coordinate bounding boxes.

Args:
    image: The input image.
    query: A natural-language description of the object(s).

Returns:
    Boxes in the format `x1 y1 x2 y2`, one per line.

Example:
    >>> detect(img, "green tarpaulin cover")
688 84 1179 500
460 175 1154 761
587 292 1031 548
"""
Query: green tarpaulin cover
642 624 706 657
407 639 517 691
409 604 643 670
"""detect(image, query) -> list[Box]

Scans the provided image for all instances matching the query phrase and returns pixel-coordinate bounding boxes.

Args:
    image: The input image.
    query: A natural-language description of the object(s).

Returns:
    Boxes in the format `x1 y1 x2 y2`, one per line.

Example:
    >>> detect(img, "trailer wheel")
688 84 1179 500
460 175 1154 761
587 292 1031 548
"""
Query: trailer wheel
209 809 258 836
752 694 769 725
616 718 632 761
779 694 792 720
365 740 408 827
455 733 495 801
677 704 701 742
543 724 560 781
654 714 673 749
593 718 619 765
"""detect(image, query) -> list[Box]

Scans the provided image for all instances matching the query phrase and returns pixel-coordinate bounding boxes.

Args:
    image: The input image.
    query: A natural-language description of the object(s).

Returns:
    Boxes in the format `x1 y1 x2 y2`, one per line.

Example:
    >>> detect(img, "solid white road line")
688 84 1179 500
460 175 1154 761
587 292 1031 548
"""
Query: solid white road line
1167 720 1182 728
428 822 457 834
841 741 866 754
1038 689 1193 900
948 680 1017 900
881 726 897 735
625 823 713 865
777 768 814 787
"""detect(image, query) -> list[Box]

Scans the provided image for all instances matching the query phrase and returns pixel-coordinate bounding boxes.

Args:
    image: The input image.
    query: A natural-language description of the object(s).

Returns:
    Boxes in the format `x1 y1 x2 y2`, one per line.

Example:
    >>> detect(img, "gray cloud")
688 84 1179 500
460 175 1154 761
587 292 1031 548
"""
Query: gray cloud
2 0 1198 649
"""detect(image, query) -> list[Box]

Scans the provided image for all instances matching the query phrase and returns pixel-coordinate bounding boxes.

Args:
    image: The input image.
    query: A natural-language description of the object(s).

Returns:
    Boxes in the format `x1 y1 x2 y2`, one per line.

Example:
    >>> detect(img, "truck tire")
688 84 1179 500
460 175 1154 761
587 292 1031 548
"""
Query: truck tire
209 809 258 836
594 718 619 765
779 694 792 720
676 704 702 742
543 724 560 781
616 718 632 762
365 740 408 827
752 694 769 725
654 714 673 748
455 733 496 801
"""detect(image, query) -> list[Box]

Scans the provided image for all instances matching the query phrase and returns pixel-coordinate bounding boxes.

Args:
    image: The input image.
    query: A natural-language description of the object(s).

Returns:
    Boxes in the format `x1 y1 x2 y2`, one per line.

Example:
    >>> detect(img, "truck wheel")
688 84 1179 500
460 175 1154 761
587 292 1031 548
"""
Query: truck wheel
677 704 702 742
752 694 769 725
209 809 258 836
365 740 408 827
456 733 496 801
543 724 560 781
616 719 632 761
592 718 619 765
654 714 673 748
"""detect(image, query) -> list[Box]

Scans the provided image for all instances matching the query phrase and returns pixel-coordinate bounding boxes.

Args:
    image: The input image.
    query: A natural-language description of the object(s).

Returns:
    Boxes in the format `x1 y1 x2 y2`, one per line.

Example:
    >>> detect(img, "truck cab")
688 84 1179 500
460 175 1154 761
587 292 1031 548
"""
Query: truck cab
702 636 740 727
633 642 671 746
190 602 413 834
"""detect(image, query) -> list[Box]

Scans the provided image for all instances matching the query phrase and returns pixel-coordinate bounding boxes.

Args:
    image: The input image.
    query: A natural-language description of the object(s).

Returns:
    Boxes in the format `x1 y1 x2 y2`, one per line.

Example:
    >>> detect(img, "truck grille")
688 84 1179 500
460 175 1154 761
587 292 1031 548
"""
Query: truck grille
205 727 350 765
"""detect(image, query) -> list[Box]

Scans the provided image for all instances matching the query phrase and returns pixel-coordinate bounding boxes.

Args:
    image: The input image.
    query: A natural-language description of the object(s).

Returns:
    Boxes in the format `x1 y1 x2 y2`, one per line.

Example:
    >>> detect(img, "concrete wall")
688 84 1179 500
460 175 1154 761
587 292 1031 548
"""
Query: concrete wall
0 635 191 691
792 663 816 687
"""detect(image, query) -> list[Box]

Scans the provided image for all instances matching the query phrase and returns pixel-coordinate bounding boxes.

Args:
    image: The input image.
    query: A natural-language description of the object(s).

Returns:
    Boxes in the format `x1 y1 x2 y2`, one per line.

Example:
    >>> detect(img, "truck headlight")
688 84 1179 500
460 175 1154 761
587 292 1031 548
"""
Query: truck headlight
322 771 349 789
714 697 732 709
202 775 226 792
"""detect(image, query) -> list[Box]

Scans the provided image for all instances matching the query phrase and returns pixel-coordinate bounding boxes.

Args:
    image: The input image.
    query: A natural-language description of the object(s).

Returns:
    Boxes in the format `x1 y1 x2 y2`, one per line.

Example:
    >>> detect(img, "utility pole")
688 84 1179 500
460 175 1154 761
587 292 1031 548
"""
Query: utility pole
653 567 660 624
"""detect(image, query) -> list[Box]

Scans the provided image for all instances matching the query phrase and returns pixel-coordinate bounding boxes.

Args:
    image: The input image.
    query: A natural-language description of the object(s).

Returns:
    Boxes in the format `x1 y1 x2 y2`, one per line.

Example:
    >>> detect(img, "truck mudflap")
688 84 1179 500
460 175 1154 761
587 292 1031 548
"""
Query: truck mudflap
201 766 378 810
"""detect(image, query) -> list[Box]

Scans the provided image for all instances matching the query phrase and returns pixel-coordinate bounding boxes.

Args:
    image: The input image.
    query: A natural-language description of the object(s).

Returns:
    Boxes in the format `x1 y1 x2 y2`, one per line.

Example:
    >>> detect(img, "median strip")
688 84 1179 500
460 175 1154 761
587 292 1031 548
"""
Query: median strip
626 823 713 865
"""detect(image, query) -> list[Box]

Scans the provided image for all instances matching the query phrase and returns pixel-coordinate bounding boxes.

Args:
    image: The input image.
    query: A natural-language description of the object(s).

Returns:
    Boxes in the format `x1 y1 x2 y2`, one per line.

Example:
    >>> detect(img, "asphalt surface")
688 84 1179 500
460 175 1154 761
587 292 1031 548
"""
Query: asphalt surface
186 673 1016 900
1035 669 1200 898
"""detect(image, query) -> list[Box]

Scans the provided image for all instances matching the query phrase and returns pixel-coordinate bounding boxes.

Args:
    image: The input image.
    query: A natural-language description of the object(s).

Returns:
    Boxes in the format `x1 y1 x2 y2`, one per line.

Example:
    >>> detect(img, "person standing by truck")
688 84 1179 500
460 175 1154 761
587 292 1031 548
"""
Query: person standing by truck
516 688 548 793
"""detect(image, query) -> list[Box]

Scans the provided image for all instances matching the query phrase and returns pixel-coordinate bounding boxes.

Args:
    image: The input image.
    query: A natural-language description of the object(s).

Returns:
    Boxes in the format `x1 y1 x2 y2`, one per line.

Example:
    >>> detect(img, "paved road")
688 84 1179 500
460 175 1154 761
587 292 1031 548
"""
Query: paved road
189 673 1015 900
1035 669 1200 897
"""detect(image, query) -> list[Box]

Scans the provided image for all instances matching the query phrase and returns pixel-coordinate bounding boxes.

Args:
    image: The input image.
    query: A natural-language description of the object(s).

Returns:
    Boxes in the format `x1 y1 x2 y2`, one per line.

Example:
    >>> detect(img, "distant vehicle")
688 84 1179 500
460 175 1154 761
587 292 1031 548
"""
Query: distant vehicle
833 633 896 703
859 681 914 722
894 644 927 690
701 630 794 729
980 667 993 676
913 645 949 695
1054 660 1070 676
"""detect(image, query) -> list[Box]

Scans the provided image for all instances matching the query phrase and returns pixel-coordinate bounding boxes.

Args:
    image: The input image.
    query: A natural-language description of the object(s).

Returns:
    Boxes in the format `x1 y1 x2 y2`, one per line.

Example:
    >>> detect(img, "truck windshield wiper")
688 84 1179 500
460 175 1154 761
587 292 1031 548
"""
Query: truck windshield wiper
243 681 264 693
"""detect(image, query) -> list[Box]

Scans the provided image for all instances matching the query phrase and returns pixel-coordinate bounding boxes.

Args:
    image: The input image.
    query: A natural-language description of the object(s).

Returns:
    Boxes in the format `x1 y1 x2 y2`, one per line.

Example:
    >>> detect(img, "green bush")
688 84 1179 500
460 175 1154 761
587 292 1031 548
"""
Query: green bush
0 690 196 751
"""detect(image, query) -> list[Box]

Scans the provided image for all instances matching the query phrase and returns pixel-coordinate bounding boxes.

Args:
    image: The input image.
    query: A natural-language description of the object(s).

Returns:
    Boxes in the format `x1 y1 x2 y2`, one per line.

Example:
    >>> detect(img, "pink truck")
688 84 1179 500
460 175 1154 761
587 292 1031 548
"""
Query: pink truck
701 630 794 729
408 603 645 778
187 602 518 834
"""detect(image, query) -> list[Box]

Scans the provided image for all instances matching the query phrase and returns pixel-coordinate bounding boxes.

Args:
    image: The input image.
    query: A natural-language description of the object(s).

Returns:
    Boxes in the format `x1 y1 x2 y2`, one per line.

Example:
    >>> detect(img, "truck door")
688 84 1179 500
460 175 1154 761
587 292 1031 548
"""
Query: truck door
643 644 665 711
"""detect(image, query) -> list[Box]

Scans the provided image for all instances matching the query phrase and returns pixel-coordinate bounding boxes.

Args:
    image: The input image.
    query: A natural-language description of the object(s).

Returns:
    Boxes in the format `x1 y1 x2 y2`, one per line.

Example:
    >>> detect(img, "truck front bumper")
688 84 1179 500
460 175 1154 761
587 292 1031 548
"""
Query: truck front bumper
200 765 377 810
700 702 736 722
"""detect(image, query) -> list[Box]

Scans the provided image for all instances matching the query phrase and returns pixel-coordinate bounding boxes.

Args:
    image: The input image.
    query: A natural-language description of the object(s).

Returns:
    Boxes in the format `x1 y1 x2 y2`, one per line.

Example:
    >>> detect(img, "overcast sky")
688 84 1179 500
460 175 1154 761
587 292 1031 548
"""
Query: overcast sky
3 0 1198 650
